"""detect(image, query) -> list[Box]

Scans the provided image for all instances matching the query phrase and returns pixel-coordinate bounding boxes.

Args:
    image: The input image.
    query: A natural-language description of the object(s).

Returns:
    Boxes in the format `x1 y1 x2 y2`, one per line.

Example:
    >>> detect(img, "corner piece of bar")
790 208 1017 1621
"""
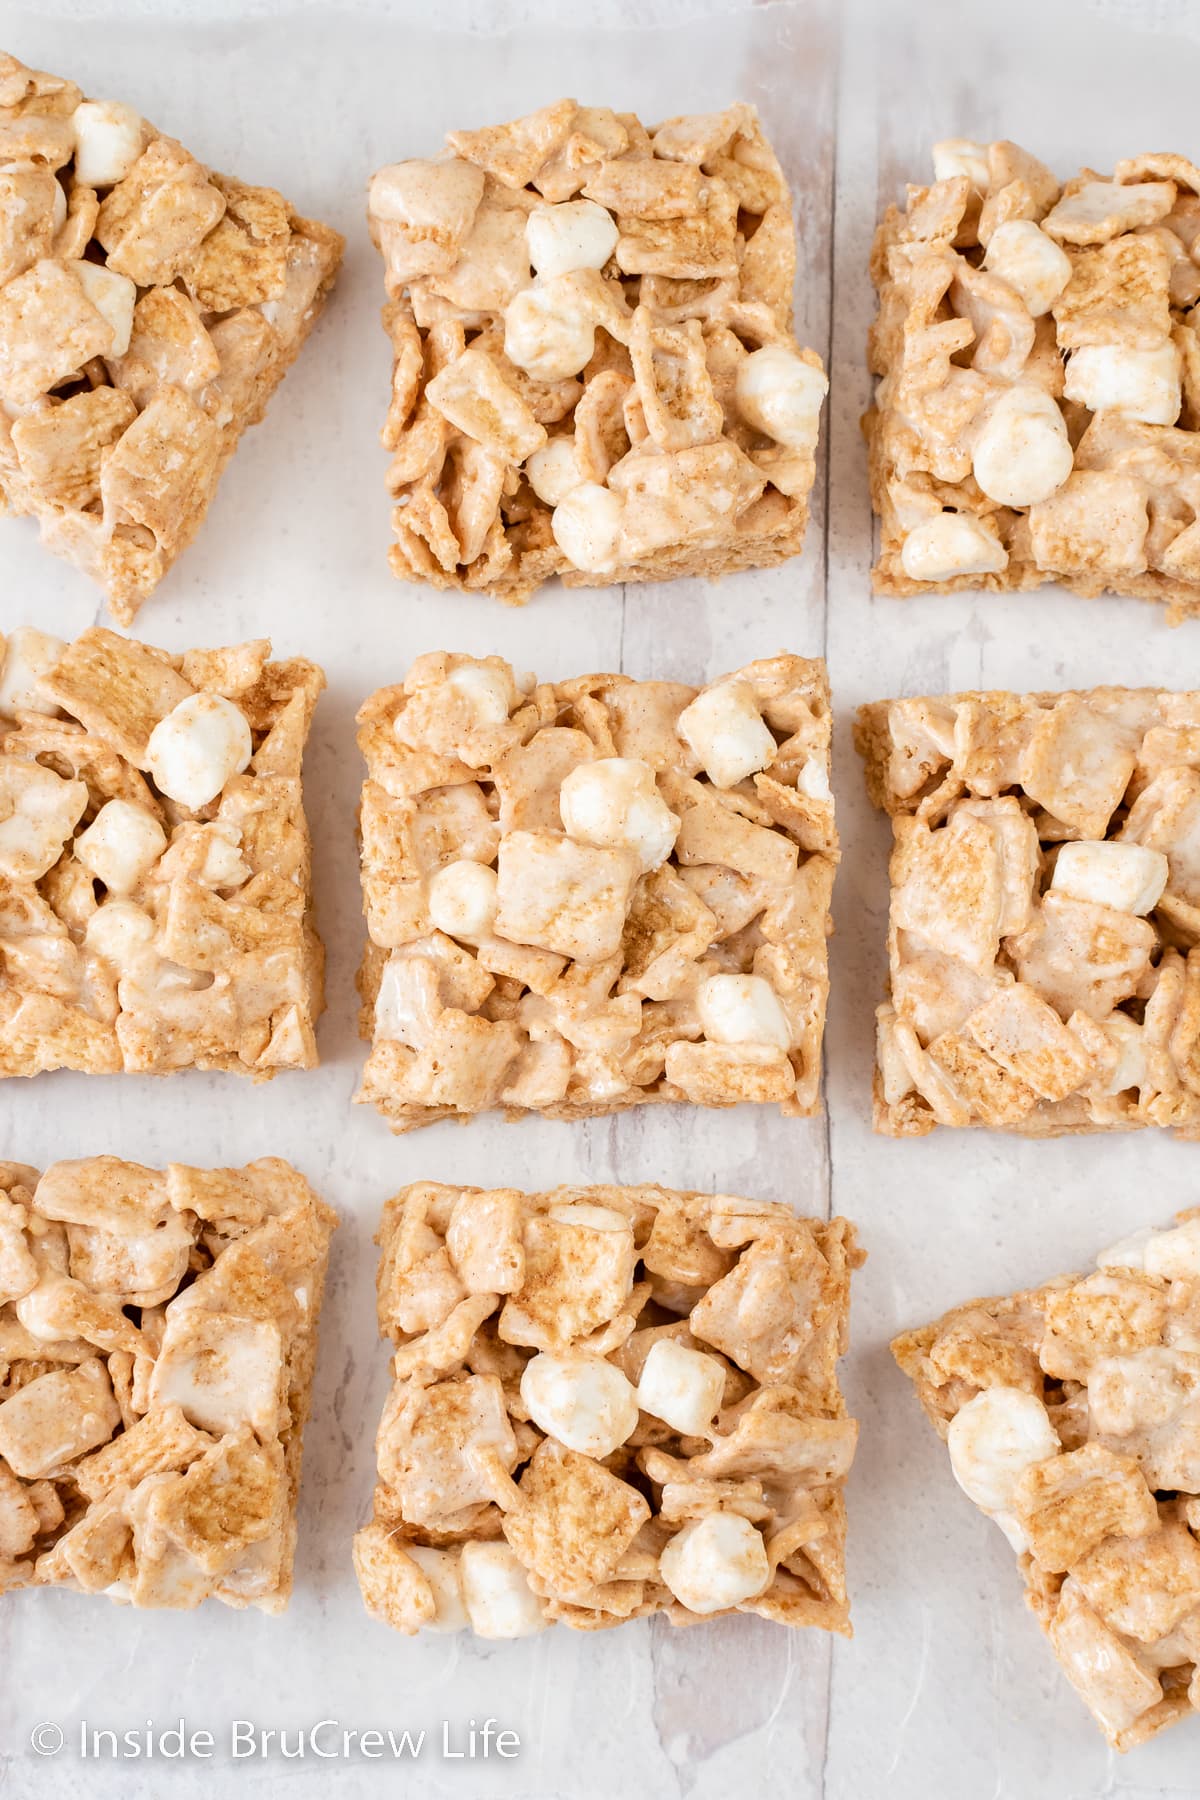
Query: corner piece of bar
354 1181 861 1637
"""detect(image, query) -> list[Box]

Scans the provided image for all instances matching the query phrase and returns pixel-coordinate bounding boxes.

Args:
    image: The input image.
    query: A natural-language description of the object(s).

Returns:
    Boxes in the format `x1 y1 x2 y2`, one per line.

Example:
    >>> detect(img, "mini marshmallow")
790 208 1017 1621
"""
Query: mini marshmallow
697 973 791 1051
71 99 144 188
526 200 618 280
74 260 136 358
677 679 776 789
74 798 167 895
504 277 597 382
559 757 679 872
947 1386 1059 1514
84 899 156 966
899 513 1008 583
526 436 582 507
551 482 624 574
1064 341 1182 426
798 755 832 801
0 762 86 881
1096 1226 1156 1272
519 1352 639 1458
0 627 64 717
1144 1218 1200 1281
932 138 989 188
636 1339 725 1437
735 346 828 453
445 661 514 727
972 386 1073 508
427 859 498 942
407 1546 468 1633
659 1512 770 1615
145 693 252 810
983 221 1072 317
459 1540 545 1639
1051 840 1168 915
547 1201 630 1233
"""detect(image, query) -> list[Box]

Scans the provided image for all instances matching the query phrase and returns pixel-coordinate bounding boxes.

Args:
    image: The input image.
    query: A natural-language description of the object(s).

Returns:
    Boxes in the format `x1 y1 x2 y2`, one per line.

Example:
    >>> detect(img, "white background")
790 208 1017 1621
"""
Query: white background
0 1 1198 1796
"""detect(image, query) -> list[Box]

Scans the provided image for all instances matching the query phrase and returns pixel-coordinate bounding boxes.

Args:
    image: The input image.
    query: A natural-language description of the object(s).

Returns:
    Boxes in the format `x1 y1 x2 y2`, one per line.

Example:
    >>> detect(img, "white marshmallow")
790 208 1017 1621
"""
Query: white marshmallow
899 513 1008 583
1097 1226 1156 1271
947 1386 1059 1514
74 798 167 894
459 1541 545 1639
427 859 498 941
636 1339 725 1437
407 1546 468 1633
932 138 989 188
527 200 618 280
1099 1015 1149 1097
504 278 597 382
145 693 252 810
73 260 136 358
798 755 831 801
677 679 776 789
519 1352 639 1458
735 346 828 452
1051 840 1168 915
71 99 144 188
659 1513 770 1615
84 899 156 967
1064 340 1182 426
0 627 64 717
547 1201 630 1233
1144 1218 1200 1281
559 757 678 872
0 761 86 880
551 482 624 574
526 436 583 507
983 221 1072 318
373 956 433 1048
972 385 1073 507
697 973 791 1051
445 661 514 728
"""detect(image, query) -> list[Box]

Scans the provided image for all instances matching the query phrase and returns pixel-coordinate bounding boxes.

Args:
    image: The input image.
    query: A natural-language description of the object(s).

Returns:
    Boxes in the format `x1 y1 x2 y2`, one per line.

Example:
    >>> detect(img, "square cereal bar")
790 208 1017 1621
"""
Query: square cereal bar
367 100 826 600
857 686 1200 1136
867 138 1200 621
0 52 343 620
0 1156 336 1612
0 625 324 1076
353 1181 861 1636
894 1211 1200 1750
355 652 837 1130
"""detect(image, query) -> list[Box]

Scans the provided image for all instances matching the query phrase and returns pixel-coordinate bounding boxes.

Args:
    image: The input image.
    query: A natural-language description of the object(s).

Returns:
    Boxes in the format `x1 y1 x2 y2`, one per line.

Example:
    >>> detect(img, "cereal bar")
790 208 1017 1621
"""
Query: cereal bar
353 1181 860 1636
0 1156 336 1612
857 686 1200 1136
868 138 1200 621
0 52 343 619
0 625 324 1077
367 100 826 600
894 1212 1200 1750
356 652 837 1130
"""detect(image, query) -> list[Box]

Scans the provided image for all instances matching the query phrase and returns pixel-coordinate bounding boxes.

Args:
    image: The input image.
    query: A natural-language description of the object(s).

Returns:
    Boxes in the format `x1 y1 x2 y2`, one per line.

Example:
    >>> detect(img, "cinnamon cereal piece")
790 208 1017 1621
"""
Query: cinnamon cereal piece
0 624 323 1080
894 1210 1200 1749
0 1156 335 1612
867 137 1200 622
857 686 1200 1136
356 653 837 1130
354 1182 861 1636
368 101 826 602
0 52 343 620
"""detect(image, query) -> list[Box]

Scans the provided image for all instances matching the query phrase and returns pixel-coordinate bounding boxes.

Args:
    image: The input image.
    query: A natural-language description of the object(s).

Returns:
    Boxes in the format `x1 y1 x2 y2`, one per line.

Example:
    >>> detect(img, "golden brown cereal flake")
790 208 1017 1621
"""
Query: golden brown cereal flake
0 1156 335 1611
0 51 343 620
354 1181 861 1637
356 652 837 1130
893 1210 1200 1750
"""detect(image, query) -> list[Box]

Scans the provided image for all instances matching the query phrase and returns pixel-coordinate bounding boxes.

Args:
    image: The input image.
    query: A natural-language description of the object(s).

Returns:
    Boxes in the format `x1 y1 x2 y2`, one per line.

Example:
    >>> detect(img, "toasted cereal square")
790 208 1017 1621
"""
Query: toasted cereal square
0 52 343 621
355 652 838 1131
865 140 1200 622
366 101 827 602
893 1210 1200 1750
0 1156 336 1611
0 623 324 1079
856 686 1200 1137
353 1182 861 1636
